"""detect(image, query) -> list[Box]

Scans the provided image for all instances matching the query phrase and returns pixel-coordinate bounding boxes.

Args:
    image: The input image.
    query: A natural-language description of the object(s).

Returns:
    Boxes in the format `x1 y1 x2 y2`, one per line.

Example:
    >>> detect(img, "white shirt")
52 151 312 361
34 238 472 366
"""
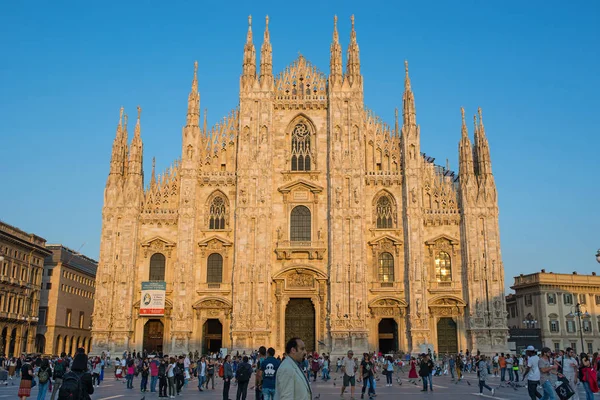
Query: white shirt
527 355 540 381
562 356 578 375
200 362 206 377
167 363 175 378
342 357 356 377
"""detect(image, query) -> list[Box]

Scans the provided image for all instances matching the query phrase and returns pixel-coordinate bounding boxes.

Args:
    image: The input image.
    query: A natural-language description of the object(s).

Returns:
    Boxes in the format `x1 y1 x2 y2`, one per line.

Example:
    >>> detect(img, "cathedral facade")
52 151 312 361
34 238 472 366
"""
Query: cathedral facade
91 16 508 357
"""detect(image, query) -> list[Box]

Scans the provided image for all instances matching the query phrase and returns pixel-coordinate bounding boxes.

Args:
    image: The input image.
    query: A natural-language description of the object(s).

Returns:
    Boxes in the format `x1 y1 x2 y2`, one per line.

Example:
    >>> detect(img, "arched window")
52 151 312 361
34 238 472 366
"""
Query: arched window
149 253 166 281
291 122 311 171
209 196 226 230
207 253 223 283
376 196 394 229
435 251 452 282
290 206 311 242
378 252 394 283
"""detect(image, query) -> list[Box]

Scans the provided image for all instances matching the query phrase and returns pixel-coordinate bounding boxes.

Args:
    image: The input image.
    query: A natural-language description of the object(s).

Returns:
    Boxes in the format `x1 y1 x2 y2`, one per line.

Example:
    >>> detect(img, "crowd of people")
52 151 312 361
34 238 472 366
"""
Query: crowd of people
1 341 599 400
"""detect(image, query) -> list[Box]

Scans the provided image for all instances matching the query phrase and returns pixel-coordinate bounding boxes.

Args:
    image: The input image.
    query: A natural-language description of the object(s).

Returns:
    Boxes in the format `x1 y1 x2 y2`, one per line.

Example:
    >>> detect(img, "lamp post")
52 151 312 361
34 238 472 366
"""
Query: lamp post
566 303 590 354
523 317 538 328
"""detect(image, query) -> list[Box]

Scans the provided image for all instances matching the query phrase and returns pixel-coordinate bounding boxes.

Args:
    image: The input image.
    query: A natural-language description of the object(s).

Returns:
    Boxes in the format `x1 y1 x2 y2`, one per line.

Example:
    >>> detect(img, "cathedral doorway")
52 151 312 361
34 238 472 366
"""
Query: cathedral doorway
285 298 315 352
143 319 164 353
203 319 223 354
436 317 458 354
378 318 398 353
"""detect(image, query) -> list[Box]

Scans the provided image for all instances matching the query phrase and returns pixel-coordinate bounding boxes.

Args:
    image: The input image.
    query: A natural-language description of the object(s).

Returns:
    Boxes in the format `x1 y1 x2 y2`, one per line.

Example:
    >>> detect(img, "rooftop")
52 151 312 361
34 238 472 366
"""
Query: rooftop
45 244 98 276
512 269 600 290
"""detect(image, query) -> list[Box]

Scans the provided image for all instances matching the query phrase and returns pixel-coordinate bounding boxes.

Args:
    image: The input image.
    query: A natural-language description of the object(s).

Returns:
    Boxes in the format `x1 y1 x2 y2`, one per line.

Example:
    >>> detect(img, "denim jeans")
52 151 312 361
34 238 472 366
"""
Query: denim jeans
428 373 433 390
528 380 542 400
541 380 556 400
126 373 134 389
582 382 594 400
362 375 375 395
322 368 330 380
450 365 455 379
508 368 514 381
150 375 157 392
479 380 492 394
37 382 49 400
501 367 506 381
198 375 206 389
262 387 276 400
422 375 430 391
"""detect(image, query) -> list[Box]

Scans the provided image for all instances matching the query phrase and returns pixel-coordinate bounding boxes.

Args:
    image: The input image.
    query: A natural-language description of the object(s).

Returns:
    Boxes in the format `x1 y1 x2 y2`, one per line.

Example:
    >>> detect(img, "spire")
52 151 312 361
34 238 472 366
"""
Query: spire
394 108 399 137
474 107 493 176
203 108 208 135
259 15 273 85
458 107 475 181
346 15 361 85
241 15 257 88
109 107 126 176
329 15 343 84
150 157 157 189
186 61 200 127
128 106 143 176
402 61 416 127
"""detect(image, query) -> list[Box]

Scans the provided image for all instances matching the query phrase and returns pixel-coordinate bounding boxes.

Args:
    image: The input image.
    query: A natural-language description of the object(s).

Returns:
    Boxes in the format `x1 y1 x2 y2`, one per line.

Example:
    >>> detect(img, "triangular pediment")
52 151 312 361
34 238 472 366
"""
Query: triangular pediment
425 234 459 246
140 236 176 248
197 235 233 247
368 234 403 246
275 55 327 98
278 179 324 194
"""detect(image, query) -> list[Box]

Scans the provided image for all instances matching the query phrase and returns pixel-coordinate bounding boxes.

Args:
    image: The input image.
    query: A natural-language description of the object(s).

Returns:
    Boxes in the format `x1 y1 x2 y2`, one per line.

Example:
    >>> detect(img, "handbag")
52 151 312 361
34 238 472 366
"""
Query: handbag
554 376 575 400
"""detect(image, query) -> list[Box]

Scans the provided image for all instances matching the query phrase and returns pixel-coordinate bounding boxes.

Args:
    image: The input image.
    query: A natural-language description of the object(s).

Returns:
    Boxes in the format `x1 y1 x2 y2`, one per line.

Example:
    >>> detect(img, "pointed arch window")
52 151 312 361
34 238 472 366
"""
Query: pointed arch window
435 251 452 282
290 205 311 242
376 196 394 229
378 252 394 283
209 196 226 230
291 122 311 171
207 253 223 283
149 253 166 281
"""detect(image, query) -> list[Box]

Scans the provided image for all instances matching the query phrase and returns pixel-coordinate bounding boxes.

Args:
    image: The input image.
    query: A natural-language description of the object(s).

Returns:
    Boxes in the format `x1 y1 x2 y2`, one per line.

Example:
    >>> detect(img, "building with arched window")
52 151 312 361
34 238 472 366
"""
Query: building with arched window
93 15 507 357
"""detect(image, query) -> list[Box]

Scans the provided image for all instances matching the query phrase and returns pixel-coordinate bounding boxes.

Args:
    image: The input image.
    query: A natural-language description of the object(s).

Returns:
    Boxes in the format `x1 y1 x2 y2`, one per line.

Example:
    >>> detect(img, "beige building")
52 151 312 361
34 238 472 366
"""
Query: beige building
0 221 51 356
507 270 600 355
38 245 97 356
92 15 508 357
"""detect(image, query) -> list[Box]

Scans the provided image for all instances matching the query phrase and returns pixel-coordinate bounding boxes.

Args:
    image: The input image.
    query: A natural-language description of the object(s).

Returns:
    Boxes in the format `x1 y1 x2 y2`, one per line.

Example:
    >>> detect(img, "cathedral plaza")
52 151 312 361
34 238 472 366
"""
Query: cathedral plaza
91 15 508 358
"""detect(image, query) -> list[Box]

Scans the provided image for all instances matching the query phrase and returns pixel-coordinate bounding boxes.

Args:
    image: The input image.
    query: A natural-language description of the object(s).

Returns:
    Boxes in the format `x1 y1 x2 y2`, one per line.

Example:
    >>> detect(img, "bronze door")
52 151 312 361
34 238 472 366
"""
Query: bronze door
143 319 164 353
285 298 315 352
437 317 458 354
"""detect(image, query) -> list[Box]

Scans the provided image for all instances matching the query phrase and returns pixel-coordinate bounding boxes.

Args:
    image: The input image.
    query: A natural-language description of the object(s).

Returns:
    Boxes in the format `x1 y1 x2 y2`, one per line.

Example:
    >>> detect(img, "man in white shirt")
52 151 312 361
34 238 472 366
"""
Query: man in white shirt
340 350 357 399
561 347 579 400
523 346 542 400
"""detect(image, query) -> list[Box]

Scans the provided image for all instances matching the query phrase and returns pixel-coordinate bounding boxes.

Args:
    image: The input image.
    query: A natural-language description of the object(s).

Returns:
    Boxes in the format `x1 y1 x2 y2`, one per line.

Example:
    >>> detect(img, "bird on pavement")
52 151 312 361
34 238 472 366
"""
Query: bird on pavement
314 394 321 399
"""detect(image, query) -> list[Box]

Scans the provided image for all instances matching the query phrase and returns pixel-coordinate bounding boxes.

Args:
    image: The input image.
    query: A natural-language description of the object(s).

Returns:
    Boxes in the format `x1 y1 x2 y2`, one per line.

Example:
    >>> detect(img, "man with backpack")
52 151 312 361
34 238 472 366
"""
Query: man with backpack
51 353 68 400
222 355 233 400
236 356 252 400
174 356 185 395
58 349 94 400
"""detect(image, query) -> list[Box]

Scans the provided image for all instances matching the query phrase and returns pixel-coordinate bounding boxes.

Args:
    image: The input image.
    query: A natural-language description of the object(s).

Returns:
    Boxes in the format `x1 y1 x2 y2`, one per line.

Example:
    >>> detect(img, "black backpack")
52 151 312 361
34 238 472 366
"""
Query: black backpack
54 360 66 379
237 363 251 382
173 364 183 377
58 371 83 400
158 363 166 378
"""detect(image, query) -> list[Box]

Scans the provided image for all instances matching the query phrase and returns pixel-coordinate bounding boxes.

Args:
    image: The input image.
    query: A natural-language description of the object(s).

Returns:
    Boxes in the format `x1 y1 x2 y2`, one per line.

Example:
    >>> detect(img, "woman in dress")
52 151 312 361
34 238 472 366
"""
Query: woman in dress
114 357 123 380
8 358 17 384
580 355 598 400
408 357 418 384
18 357 34 399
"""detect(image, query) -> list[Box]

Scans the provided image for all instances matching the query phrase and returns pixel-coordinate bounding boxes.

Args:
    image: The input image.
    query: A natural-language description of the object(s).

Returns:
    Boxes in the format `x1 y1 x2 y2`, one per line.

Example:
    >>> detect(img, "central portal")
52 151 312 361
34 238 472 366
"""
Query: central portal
143 319 164 353
203 319 223 355
285 298 315 352
437 317 458 354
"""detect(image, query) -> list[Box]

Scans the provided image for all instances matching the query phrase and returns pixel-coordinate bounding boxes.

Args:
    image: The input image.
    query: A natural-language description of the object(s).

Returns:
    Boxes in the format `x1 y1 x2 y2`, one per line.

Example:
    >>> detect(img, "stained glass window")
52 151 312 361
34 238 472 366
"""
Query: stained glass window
149 253 166 281
207 253 223 283
209 196 226 230
435 251 452 282
291 122 311 171
376 196 393 229
290 205 311 241
378 252 394 283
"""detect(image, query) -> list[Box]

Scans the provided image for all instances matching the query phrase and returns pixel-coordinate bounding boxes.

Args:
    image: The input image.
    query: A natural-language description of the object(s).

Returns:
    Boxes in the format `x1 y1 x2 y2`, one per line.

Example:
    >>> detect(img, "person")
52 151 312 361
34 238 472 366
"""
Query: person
158 356 168 398
523 346 542 400
340 350 357 398
167 357 176 399
92 356 102 387
260 347 280 400
206 358 216 390
506 354 514 382
50 353 67 400
256 346 267 400
499 353 507 382
275 337 311 400
477 355 495 396
236 355 252 400
580 355 598 400
126 358 135 389
337 358 342 373
448 355 455 380
175 357 185 395
59 350 94 400
512 355 520 382
150 356 159 393
561 347 579 400
197 356 207 391
384 355 394 386
419 354 433 392
36 358 52 400
359 353 376 399
222 355 233 400
408 357 418 384
18 357 34 400
538 347 558 400
140 357 150 392
455 354 463 381
310 356 320 382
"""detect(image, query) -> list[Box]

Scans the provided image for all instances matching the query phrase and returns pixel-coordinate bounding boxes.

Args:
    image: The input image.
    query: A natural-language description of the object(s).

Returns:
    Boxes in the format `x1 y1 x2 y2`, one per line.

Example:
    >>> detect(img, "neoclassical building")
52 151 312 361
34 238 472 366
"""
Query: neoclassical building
92 15 508 357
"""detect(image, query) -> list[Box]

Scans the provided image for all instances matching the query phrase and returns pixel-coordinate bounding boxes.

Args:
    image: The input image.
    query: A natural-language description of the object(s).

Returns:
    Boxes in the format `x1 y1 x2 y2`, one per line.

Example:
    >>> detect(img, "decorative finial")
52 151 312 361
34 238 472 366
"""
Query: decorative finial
119 106 124 122
351 14 355 29
248 15 252 27
461 107 465 125
404 60 409 75
152 157 156 171
265 15 269 28
137 105 142 121
334 15 338 28
478 107 484 128
124 113 128 128
194 60 198 73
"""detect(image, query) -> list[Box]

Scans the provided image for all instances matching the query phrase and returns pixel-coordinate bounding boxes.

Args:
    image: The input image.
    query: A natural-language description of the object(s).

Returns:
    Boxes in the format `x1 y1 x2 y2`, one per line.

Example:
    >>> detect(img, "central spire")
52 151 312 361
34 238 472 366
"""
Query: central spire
329 15 342 85
260 15 273 85
241 15 257 89
186 61 200 127
402 61 416 127
346 14 361 85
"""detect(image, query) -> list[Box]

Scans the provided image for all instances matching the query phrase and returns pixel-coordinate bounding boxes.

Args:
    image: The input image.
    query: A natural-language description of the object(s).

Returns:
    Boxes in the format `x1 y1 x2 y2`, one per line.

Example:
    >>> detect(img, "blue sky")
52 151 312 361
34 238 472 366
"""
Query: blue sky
1 1 598 291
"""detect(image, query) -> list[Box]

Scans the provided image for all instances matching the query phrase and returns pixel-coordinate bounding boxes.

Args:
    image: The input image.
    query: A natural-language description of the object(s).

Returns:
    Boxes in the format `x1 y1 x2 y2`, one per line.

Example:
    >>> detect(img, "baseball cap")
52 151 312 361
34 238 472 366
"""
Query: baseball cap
526 345 535 351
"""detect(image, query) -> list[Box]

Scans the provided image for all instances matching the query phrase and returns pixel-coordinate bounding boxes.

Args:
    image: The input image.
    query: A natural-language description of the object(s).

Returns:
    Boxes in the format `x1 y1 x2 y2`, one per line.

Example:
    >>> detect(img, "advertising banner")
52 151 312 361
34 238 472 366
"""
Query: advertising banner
140 281 167 316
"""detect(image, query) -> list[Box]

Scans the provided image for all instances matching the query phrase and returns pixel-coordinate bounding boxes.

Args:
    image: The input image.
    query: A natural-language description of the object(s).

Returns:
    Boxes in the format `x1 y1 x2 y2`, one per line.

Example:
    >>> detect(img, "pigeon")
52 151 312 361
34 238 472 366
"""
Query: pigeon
315 394 321 399
376 378 380 381
467 381 471 386
141 397 145 400
333 382 337 386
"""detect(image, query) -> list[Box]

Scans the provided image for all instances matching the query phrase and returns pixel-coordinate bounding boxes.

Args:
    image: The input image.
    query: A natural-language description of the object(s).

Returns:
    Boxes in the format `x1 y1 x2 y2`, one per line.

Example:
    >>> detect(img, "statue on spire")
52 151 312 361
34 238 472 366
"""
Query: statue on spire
329 14 342 84
242 14 257 89
260 14 273 85
345 15 361 86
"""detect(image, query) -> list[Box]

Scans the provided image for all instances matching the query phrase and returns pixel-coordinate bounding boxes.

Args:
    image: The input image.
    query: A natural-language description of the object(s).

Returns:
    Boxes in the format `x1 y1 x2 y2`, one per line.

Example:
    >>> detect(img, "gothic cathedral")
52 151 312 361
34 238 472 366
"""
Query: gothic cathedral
91 15 508 357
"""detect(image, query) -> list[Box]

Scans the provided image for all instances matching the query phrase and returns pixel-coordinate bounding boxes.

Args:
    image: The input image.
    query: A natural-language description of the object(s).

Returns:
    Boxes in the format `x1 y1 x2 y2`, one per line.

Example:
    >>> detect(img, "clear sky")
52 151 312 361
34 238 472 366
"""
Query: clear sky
1 1 598 291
